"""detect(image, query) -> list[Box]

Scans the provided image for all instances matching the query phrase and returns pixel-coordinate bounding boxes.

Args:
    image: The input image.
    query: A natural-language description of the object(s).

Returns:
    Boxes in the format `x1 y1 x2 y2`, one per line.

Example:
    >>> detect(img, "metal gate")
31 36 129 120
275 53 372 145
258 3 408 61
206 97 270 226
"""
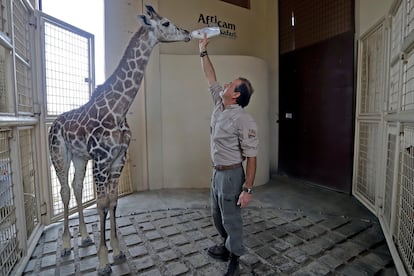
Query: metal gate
0 2 132 274
40 13 97 219
39 13 133 220
353 0 414 274
0 0 40 275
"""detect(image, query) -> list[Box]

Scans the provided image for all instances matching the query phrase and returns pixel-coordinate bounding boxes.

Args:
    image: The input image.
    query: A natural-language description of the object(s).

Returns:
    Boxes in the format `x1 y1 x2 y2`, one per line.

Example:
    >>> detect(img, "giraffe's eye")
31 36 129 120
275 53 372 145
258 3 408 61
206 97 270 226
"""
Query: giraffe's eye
162 22 170 27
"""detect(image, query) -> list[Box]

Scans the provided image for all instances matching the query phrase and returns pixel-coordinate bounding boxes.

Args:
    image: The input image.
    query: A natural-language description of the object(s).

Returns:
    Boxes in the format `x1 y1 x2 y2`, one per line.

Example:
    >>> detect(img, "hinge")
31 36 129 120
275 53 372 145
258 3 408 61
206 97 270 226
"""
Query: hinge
33 103 41 115
40 202 47 216
29 15 37 29
401 53 407 63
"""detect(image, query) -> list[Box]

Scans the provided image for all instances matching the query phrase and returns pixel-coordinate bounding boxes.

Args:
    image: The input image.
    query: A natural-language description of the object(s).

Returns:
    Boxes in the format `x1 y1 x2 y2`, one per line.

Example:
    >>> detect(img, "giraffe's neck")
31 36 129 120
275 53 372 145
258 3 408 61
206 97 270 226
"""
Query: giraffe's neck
90 27 157 119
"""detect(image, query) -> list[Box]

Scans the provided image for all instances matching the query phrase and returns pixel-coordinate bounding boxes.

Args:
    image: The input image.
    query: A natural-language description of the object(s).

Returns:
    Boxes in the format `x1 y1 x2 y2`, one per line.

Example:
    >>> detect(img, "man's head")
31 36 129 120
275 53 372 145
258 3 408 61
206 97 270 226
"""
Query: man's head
235 77 254 108
222 77 254 108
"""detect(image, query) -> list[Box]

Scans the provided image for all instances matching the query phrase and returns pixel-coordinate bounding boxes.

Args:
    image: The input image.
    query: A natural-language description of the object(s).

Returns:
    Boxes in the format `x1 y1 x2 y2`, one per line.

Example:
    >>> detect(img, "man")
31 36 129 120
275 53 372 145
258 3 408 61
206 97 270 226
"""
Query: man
199 34 259 276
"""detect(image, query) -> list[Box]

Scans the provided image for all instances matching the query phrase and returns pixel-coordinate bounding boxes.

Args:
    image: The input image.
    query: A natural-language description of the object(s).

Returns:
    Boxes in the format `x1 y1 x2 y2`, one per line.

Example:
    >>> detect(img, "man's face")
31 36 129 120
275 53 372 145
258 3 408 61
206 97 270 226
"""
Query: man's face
221 79 243 101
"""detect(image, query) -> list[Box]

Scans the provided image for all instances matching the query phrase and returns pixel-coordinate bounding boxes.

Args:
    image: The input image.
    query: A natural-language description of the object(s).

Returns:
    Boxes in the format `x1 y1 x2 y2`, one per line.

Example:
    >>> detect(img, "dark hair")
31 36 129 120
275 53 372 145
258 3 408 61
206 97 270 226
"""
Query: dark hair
235 77 254 108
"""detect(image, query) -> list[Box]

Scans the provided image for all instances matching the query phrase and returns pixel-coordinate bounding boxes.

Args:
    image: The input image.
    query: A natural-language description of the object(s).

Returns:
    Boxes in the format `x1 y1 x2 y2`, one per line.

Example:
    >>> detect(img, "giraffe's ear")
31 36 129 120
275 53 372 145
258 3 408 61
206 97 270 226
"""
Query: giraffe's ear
145 5 160 19
138 15 151 27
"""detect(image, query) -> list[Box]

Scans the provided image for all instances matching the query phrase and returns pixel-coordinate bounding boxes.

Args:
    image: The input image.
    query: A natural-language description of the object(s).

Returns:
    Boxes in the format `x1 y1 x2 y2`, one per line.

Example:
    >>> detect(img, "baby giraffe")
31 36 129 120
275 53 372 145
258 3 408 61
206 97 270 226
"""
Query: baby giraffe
48 6 190 275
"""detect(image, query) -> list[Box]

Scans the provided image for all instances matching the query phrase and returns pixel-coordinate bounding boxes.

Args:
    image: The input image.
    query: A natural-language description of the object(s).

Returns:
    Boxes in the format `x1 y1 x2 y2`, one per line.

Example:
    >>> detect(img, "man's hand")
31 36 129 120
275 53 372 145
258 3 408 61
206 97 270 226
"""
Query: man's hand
237 191 252 208
199 33 209 52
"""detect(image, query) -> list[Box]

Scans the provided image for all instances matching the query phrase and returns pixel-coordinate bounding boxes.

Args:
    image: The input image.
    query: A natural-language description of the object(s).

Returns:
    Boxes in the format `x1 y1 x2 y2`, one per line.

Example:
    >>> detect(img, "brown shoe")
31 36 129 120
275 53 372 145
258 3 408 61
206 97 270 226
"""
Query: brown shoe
207 244 230 261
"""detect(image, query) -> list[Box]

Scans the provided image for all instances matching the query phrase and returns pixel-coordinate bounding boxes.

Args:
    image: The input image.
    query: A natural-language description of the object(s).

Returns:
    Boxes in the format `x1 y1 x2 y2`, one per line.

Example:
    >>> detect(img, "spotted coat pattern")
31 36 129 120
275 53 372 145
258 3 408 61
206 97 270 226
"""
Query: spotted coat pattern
48 6 190 275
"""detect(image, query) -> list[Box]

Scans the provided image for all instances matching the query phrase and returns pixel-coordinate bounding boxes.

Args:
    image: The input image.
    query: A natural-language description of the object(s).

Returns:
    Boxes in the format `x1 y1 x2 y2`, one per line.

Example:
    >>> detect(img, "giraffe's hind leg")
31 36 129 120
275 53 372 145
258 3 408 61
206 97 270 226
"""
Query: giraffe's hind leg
60 171 72 257
71 156 93 247
49 132 72 257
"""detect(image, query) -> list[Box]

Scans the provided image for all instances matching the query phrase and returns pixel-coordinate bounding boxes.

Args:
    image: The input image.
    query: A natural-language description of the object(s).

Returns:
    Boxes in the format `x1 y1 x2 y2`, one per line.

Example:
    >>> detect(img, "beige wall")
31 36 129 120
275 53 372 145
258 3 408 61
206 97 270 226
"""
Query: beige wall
105 0 149 190
355 0 394 37
158 0 268 58
157 0 279 179
105 0 278 190
161 55 269 189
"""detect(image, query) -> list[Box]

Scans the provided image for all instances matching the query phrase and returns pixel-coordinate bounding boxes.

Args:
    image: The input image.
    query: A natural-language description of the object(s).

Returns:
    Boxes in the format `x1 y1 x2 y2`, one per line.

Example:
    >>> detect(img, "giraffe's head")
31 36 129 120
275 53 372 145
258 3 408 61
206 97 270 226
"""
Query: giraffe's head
139 5 191 43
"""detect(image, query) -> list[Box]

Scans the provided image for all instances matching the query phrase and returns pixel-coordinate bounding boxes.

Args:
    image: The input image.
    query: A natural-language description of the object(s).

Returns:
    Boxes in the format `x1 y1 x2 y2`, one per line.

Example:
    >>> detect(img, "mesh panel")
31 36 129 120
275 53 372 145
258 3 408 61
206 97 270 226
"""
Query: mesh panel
279 0 353 54
15 58 32 113
13 0 33 114
0 46 11 113
359 25 385 114
384 125 397 230
397 126 414 275
391 4 403 61
388 62 401 112
0 130 20 276
12 0 30 61
0 0 9 36
402 52 414 111
355 121 380 207
19 128 38 238
41 17 96 218
44 21 90 116
406 0 413 36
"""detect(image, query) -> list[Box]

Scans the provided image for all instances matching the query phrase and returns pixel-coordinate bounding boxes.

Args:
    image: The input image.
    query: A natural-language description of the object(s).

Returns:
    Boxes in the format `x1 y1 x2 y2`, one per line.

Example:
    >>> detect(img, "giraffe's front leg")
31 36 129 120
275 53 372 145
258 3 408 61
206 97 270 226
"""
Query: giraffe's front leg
96 196 111 275
108 145 128 265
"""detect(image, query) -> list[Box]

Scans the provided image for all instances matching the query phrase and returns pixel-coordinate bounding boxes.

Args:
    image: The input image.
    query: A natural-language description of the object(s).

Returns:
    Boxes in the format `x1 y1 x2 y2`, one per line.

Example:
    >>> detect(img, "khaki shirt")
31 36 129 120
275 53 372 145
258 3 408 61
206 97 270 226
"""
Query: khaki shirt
209 82 259 166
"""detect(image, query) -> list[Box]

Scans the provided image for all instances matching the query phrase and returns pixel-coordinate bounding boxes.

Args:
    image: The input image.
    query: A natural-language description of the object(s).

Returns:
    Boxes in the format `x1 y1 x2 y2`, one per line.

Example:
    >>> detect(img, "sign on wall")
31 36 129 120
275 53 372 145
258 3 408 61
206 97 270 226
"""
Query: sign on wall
197 14 237 38
221 0 250 9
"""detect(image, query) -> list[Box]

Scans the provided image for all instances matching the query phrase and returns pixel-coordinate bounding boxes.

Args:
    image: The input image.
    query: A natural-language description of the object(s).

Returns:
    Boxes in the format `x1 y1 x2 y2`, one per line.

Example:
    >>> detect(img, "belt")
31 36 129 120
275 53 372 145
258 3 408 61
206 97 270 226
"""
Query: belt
213 163 242 171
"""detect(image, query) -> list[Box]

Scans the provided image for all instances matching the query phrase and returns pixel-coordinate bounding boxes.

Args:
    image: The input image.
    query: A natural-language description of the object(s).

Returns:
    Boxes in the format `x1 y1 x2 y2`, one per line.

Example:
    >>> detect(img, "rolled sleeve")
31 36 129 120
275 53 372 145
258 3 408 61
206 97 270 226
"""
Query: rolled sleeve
238 115 259 157
208 82 223 105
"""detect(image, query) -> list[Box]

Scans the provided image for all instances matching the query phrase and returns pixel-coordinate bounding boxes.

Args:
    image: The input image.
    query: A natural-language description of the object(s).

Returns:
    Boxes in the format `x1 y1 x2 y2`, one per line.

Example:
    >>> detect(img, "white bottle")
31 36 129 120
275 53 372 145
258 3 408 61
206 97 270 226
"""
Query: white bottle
191 26 221 39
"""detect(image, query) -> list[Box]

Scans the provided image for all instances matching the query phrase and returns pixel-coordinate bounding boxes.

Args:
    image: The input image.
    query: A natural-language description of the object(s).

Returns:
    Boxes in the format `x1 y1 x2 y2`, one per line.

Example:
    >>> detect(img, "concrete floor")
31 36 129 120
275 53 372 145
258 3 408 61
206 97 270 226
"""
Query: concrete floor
23 176 397 275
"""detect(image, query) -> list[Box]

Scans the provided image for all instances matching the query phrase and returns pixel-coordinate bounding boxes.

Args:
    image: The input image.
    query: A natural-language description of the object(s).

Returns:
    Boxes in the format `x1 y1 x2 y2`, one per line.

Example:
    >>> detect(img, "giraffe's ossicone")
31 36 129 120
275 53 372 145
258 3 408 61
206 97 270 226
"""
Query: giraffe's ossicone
48 5 190 275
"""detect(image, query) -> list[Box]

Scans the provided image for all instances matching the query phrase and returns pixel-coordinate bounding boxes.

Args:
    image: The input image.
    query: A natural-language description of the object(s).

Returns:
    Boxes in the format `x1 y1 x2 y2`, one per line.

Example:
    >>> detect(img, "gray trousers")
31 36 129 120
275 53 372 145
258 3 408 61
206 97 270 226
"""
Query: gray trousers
210 166 245 256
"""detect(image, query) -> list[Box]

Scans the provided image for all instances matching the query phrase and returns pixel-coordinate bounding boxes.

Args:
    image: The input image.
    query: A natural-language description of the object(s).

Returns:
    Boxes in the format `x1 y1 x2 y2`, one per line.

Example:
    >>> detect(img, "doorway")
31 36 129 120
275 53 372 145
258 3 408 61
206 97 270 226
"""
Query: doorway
278 0 355 192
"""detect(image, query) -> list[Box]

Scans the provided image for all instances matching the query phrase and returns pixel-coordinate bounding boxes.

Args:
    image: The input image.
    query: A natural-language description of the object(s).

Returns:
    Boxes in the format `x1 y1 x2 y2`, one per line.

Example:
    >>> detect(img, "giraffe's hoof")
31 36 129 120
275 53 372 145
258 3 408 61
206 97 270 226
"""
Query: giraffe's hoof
80 236 93 247
97 264 112 276
113 252 127 265
61 248 72 257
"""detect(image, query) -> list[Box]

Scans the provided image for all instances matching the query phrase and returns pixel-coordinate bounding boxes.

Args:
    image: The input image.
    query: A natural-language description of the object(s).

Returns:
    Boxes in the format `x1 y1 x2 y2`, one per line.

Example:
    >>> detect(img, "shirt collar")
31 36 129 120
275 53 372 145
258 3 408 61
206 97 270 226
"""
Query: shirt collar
226 104 240 110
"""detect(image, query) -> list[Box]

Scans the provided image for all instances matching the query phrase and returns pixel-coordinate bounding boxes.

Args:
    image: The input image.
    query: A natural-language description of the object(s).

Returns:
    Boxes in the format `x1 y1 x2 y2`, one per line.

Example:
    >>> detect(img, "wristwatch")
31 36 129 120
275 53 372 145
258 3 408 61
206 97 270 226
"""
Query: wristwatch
200 50 208 57
242 185 253 194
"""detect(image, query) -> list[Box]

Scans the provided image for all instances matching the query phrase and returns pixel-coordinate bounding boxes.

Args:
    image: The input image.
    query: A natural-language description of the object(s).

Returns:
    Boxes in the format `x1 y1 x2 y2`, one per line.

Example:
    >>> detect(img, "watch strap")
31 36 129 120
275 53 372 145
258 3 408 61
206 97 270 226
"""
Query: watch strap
242 185 253 194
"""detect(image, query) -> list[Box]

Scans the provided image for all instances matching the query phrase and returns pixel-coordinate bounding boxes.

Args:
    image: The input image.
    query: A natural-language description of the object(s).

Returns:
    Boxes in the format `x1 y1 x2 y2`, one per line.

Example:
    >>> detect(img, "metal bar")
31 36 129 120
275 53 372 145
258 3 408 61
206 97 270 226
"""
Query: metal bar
0 115 37 127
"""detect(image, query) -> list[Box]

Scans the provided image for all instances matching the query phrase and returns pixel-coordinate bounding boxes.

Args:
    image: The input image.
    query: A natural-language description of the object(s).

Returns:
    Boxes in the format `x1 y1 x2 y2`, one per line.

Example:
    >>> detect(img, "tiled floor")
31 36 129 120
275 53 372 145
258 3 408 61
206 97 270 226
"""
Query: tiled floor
23 176 398 275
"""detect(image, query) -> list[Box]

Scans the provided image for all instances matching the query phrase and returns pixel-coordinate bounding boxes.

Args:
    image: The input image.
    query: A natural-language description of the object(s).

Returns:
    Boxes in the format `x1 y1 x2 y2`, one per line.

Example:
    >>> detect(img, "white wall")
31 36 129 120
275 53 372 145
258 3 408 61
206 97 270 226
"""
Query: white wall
160 55 269 188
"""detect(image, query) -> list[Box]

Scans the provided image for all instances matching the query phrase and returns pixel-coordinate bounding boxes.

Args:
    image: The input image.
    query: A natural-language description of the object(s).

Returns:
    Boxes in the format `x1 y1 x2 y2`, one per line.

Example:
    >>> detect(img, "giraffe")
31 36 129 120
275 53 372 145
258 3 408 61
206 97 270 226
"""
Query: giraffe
48 6 190 275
